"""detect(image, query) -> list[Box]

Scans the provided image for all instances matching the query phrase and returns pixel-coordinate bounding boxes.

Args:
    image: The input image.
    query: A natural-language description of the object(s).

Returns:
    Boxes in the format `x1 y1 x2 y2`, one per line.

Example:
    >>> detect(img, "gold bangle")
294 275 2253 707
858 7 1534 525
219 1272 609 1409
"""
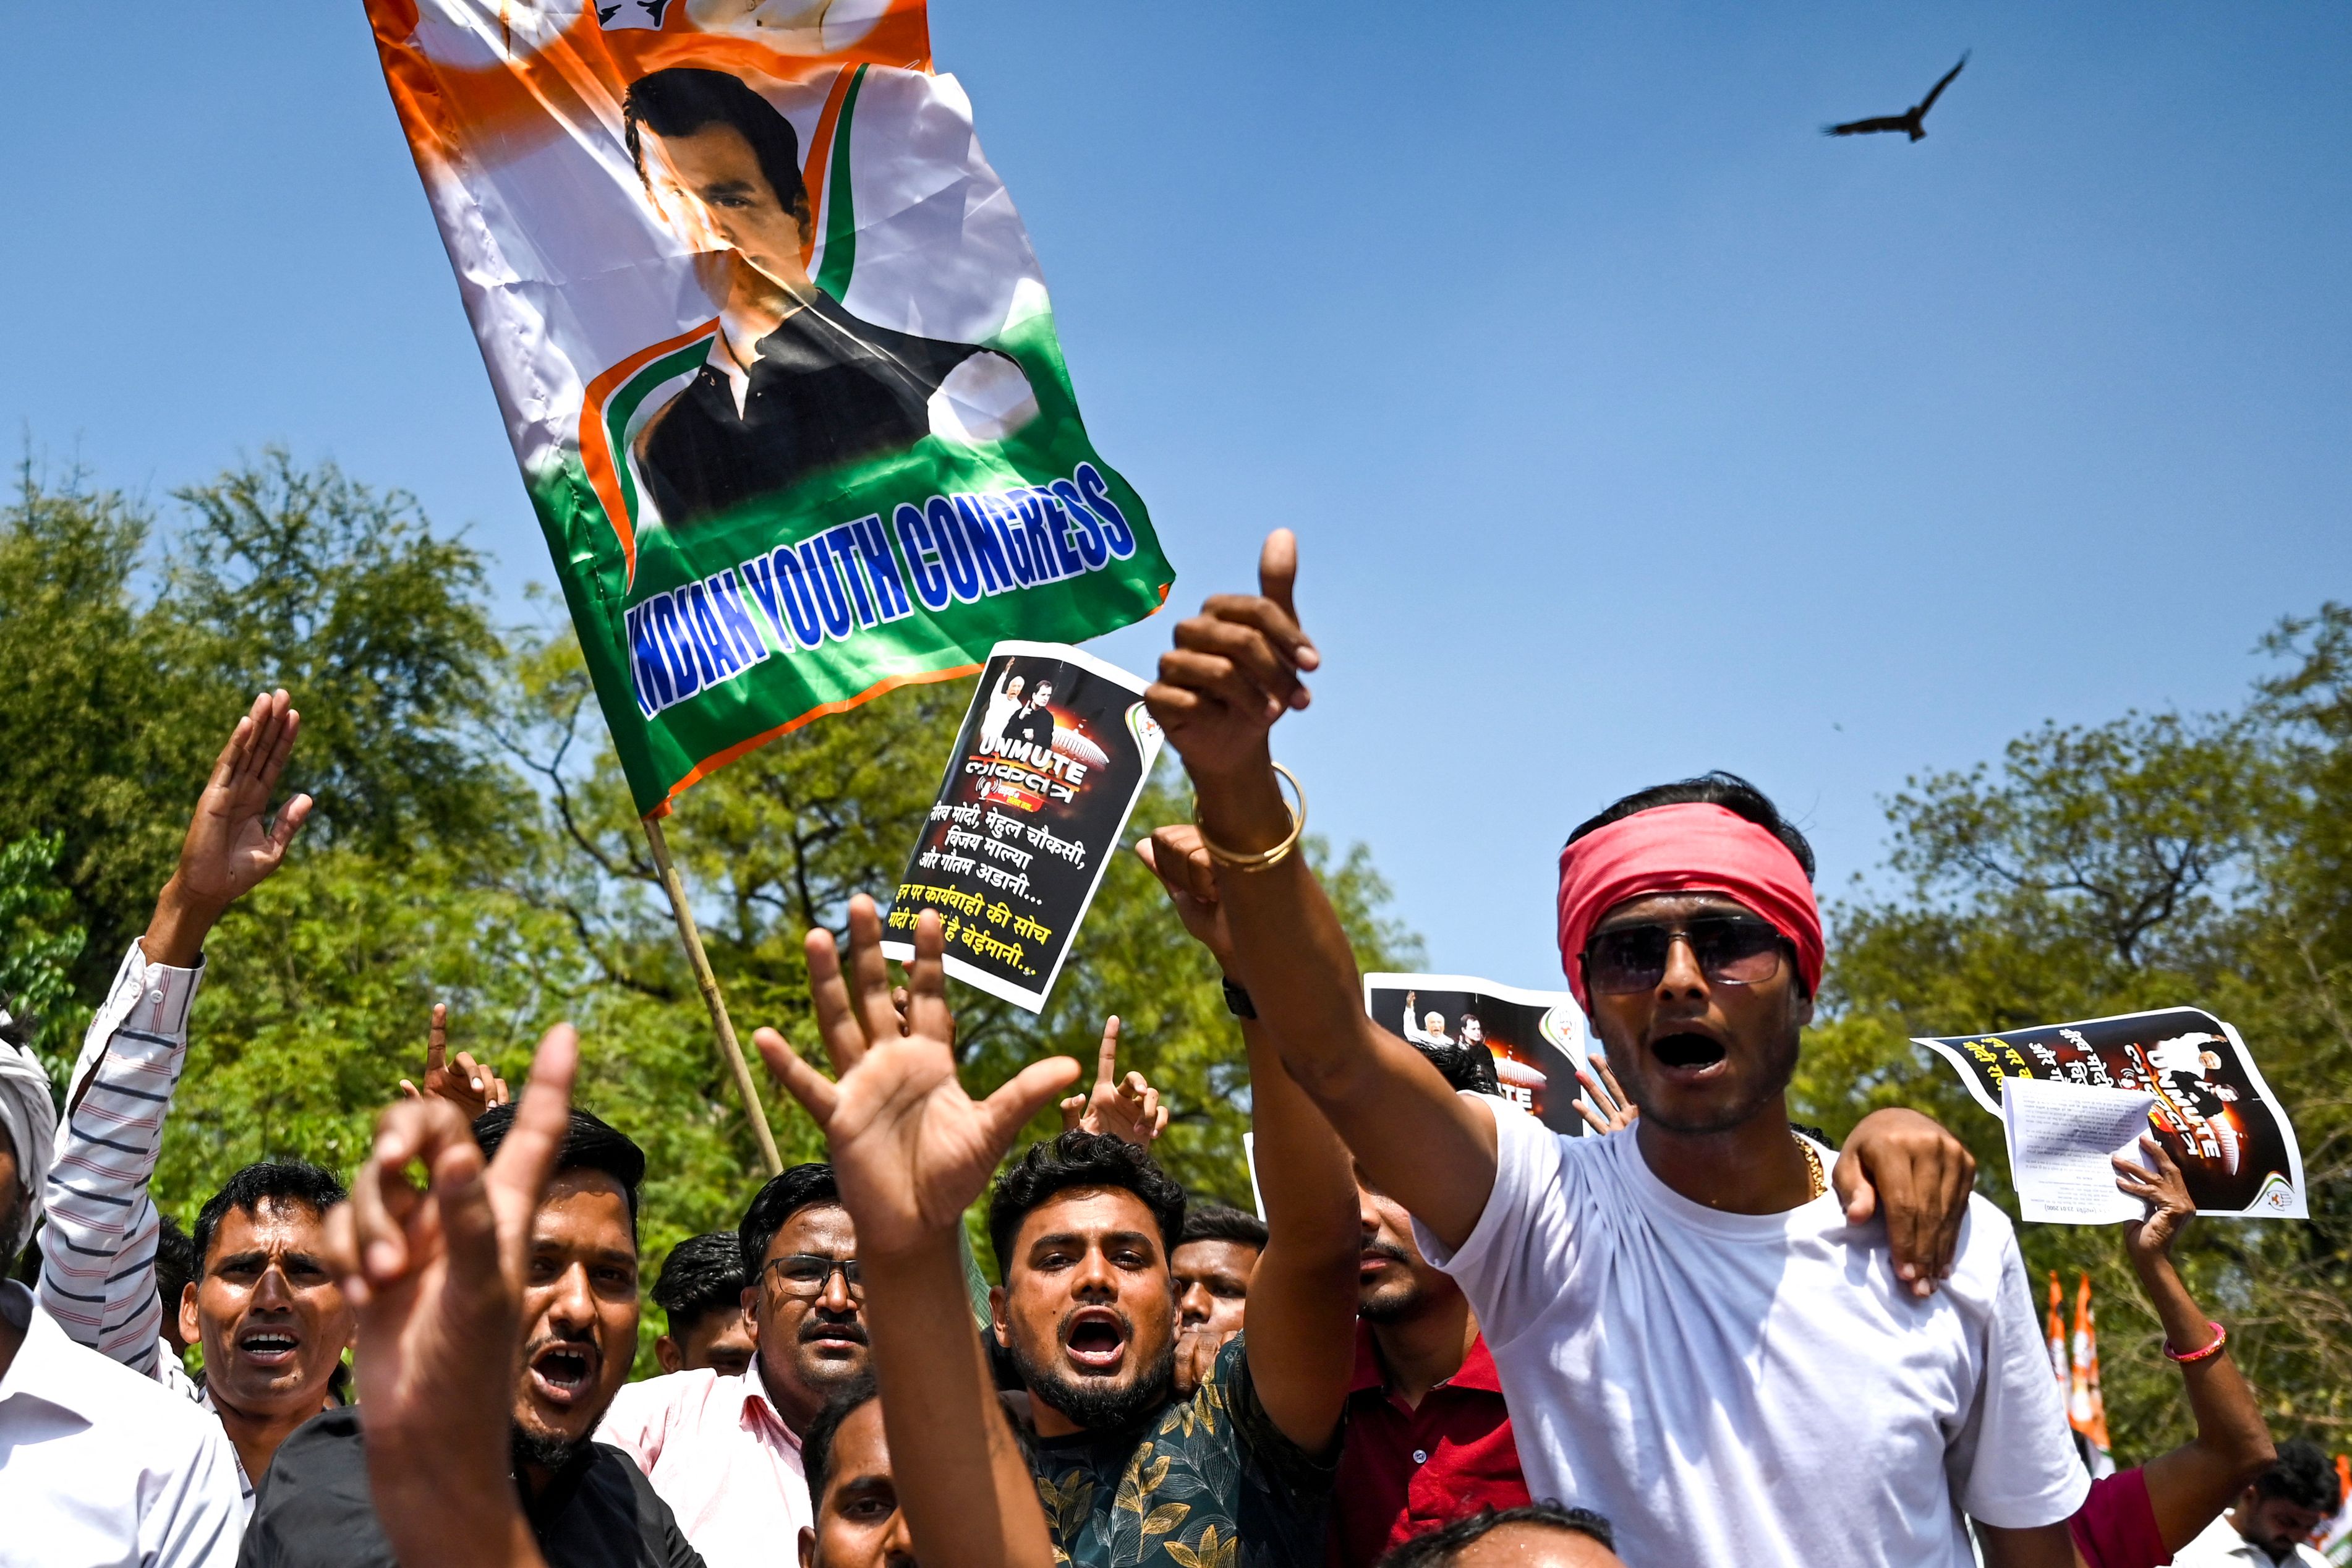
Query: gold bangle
1193 763 1306 872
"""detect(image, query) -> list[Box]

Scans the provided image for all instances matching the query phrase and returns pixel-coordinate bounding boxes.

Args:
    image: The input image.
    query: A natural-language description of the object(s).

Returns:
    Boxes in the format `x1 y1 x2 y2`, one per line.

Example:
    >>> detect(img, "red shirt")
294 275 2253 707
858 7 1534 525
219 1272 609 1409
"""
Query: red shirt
1328 1321 1532 1568
2071 1467 2172 1568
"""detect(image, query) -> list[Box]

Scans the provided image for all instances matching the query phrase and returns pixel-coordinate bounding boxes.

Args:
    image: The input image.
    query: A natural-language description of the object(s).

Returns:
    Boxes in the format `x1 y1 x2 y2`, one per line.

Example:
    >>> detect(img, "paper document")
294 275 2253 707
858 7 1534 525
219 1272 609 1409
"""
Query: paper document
2002 1078 2158 1224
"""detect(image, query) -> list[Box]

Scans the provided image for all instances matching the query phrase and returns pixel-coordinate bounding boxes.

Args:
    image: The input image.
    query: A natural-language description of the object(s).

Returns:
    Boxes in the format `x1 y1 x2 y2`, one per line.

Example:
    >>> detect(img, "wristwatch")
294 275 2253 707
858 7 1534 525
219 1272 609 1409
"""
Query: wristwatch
1221 977 1257 1020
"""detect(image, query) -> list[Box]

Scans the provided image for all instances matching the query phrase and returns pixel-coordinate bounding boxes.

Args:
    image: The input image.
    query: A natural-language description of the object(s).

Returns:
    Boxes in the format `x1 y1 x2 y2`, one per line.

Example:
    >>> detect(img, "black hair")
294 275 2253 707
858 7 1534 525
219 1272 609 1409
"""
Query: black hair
738 1162 842 1277
1565 770 1815 999
192 1161 347 1278
652 1231 749 1337
988 1131 1187 1285
155 1211 195 1320
801 1371 882 1506
2257 1439 2343 1513
1374 1504 1617 1568
1566 770 1815 880
1177 1202 1267 1253
472 1104 646 1230
623 68 811 236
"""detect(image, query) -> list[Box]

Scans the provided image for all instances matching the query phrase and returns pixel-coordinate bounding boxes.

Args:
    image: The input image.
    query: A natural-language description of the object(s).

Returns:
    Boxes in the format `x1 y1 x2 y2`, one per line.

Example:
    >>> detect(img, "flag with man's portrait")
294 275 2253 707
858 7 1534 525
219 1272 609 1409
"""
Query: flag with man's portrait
360 1 1173 815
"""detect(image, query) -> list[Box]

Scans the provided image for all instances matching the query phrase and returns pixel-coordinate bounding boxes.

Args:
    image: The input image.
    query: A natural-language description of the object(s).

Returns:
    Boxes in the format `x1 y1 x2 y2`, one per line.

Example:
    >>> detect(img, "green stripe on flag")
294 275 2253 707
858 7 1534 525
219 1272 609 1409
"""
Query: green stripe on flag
814 64 867 302
605 338 714 532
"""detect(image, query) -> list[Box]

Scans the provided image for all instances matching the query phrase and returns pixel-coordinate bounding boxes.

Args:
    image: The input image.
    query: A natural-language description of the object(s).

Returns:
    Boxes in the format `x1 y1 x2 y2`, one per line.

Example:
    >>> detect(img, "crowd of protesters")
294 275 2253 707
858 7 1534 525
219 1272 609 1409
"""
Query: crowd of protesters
0 536 2340 1568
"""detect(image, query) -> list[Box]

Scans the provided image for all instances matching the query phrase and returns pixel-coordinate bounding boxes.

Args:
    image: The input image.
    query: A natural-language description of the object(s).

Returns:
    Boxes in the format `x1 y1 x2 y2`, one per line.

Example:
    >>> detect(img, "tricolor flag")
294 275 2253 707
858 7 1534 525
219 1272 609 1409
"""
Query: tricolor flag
359 1 1174 815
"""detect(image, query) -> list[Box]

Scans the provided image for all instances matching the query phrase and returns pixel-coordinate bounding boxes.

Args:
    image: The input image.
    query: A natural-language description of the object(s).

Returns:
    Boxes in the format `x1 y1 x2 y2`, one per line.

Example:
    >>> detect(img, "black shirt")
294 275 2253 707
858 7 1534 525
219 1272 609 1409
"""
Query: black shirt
634 288 985 528
237 1406 704 1568
1005 704 1057 752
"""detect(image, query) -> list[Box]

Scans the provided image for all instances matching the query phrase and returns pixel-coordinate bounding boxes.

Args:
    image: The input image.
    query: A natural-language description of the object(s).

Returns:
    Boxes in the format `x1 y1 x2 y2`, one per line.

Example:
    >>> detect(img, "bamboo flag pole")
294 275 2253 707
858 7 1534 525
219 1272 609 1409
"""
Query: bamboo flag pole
643 815 784 1178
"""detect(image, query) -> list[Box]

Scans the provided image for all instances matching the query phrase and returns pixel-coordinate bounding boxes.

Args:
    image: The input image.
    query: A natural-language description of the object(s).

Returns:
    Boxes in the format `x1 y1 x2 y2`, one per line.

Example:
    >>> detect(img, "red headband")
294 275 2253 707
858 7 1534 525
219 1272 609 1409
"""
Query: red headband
1555 802 1823 1012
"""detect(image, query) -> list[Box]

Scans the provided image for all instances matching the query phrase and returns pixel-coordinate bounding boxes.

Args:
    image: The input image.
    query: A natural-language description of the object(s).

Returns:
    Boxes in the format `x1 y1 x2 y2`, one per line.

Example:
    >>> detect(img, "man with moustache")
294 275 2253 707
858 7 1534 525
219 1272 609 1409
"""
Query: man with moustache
599 1164 871 1568
959 829 1361 1568
237 1104 697 1567
1335 1154 1528 1567
40 691 354 1504
1141 532 2090 1567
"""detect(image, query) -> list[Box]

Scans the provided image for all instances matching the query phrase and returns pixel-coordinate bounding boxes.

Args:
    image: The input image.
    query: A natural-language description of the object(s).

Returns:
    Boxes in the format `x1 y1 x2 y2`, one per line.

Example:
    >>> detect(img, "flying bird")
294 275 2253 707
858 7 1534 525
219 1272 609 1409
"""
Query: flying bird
1825 53 1969 142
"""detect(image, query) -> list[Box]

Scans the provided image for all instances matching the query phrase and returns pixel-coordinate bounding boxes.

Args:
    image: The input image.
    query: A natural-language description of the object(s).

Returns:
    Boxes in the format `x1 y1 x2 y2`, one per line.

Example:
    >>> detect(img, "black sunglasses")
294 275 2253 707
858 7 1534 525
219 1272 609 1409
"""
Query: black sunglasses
763 1254 864 1297
1582 916 1787 996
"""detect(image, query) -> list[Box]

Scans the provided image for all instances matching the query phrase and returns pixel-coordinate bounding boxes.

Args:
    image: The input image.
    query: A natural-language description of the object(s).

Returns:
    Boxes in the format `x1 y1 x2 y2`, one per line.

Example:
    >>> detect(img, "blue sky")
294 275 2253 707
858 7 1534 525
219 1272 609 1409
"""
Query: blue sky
4 4 2345 987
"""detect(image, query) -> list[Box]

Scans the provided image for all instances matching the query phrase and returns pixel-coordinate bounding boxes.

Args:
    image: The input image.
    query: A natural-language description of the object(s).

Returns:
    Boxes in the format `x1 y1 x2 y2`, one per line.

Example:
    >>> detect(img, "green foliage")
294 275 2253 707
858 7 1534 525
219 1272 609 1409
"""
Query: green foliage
1804 615 2352 1459
0 832 85 1066
0 449 1418 1375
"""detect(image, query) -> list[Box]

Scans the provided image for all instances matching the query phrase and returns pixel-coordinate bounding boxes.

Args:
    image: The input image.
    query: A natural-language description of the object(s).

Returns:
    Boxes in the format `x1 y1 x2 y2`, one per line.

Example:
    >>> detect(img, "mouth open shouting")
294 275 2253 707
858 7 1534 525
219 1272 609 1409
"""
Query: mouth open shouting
1060 1306 1133 1378
232 1324 304 1372
526 1336 603 1413
1648 1028 1729 1083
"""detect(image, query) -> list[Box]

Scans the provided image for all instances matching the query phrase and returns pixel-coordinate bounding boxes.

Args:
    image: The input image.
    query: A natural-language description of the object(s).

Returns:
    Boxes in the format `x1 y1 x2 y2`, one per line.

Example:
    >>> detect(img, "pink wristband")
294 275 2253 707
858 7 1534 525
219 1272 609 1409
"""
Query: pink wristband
2165 1320 2228 1364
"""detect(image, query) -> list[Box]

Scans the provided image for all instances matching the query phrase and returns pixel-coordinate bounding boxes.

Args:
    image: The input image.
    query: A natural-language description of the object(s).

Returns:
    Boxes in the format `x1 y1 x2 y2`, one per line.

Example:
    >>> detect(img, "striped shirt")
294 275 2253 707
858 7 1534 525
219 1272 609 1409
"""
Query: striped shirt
35 940 257 1507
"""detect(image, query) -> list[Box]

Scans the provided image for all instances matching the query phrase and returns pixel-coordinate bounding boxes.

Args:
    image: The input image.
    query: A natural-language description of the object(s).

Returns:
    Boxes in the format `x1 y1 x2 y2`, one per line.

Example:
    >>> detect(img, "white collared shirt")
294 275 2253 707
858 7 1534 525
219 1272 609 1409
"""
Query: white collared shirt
0 1280 244 1567
2175 1512 2331 1567
596 1363 814 1568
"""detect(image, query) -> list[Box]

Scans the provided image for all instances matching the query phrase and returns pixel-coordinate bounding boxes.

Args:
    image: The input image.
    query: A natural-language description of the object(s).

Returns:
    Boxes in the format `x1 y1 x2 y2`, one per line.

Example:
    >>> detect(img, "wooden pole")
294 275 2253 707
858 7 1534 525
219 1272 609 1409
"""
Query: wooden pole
643 815 783 1177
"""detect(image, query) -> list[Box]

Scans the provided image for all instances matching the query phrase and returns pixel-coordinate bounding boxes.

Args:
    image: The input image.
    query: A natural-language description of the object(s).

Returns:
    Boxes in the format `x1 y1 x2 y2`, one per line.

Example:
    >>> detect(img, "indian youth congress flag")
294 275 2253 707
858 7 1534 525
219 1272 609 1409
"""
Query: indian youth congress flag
361 1 1174 814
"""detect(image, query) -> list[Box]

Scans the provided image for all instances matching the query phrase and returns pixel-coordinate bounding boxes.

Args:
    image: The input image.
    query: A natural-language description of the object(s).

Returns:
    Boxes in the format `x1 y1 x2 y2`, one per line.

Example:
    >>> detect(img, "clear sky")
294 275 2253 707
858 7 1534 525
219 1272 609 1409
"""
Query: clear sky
4 4 2345 988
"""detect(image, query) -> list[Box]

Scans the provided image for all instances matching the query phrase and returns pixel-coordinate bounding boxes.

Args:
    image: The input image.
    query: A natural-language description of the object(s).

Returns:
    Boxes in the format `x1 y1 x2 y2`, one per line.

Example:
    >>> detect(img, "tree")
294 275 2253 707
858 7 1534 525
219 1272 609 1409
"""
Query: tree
1802 623 2352 1453
0 446 1421 1371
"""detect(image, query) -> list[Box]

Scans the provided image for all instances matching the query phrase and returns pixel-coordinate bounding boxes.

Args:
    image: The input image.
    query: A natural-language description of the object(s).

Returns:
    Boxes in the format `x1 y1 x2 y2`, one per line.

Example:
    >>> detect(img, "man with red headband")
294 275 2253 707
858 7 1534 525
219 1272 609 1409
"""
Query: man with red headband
1141 532 2092 1568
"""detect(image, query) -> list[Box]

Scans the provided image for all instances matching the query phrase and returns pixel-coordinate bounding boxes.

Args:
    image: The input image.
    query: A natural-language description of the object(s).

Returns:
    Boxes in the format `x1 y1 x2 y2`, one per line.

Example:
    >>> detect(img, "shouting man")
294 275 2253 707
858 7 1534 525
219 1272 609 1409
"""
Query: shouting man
1139 532 2090 1567
40 690 354 1502
240 1103 695 1567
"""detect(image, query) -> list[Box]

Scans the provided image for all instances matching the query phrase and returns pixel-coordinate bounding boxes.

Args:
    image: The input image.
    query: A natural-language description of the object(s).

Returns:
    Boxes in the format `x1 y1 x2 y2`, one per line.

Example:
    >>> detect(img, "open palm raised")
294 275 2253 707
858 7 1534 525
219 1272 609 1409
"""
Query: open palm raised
754 897 1080 1260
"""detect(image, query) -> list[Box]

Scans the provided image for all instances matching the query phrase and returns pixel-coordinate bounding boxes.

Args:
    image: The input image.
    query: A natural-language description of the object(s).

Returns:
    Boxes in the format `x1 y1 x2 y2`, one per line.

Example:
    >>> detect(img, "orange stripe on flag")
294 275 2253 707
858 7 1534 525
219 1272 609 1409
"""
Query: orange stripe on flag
646 663 985 819
799 66 859 275
578 318 720 586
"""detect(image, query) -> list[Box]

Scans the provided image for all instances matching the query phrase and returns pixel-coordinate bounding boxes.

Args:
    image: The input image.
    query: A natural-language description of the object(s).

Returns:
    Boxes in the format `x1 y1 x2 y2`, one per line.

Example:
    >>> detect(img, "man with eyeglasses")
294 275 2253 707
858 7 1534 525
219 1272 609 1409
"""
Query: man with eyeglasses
599 1164 869 1568
1138 530 2094 1568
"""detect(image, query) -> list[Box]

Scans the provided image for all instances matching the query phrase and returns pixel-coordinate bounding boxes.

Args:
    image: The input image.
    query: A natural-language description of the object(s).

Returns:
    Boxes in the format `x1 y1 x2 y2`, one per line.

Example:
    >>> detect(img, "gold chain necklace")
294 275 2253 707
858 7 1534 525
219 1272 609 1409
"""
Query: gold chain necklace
1795 1133 1826 1201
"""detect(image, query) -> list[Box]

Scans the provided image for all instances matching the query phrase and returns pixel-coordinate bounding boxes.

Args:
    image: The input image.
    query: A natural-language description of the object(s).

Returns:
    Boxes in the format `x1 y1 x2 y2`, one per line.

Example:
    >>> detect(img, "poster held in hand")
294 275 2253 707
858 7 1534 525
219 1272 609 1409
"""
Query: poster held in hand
2000 1078 2158 1225
1363 973 1596 1135
882 641 1161 1012
1919 1007 2306 1217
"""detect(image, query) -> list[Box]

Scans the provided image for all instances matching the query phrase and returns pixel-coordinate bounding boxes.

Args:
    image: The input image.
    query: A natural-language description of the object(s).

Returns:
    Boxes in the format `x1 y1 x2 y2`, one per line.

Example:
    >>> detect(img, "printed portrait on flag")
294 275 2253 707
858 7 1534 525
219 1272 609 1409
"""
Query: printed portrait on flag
362 1 1172 815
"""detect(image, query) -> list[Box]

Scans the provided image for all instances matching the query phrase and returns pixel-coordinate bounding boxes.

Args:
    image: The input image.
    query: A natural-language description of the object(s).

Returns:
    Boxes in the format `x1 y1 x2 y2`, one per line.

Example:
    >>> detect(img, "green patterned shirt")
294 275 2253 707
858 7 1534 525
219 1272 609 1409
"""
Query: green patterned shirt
1023 1337 1338 1568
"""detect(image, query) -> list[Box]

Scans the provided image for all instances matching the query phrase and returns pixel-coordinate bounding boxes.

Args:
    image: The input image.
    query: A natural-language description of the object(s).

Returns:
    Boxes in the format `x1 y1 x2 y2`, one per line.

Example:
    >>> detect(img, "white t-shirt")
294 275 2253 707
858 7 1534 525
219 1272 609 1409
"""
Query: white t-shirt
2173 1512 2330 1567
1415 1106 2089 1568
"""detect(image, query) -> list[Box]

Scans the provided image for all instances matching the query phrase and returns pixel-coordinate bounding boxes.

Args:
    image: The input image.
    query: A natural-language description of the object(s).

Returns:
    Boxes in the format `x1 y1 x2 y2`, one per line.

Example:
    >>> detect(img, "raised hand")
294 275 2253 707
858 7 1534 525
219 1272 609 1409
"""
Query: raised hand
1572 1053 1638 1135
2115 1134 2194 1261
326 1025 577 1568
1135 825 1238 971
145 689 315 966
754 897 1080 1261
1058 1017 1169 1146
1146 530 1320 782
399 1003 512 1118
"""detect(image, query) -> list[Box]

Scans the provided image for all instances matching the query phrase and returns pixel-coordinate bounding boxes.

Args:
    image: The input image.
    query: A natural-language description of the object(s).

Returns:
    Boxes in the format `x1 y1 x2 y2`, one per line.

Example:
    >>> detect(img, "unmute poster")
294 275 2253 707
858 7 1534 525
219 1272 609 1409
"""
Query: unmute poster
1919 1008 2307 1217
883 642 1160 1011
1364 973 1594 1136
360 1 1174 815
